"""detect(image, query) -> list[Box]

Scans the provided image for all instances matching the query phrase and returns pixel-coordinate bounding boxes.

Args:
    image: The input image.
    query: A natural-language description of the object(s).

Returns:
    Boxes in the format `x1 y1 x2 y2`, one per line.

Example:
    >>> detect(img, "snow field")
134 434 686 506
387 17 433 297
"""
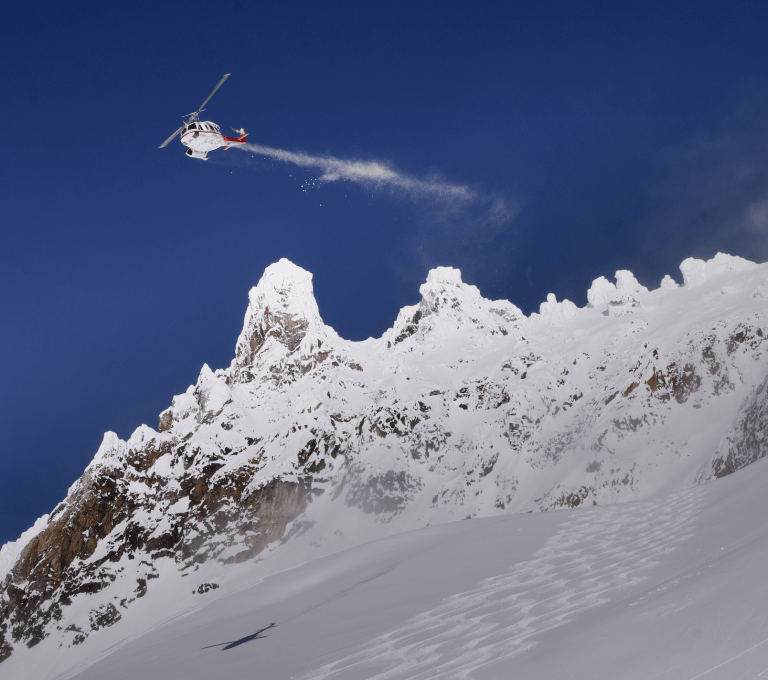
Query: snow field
55 457 768 680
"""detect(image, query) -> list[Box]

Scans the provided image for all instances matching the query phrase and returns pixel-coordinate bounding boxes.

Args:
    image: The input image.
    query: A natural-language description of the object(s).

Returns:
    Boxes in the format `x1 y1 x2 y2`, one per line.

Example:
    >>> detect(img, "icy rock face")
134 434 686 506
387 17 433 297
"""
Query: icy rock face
5 252 768 665
0 516 50 585
660 274 679 290
680 252 756 287
534 293 578 326
615 270 648 295
383 266 524 349
235 258 331 365
587 270 647 315
586 276 616 307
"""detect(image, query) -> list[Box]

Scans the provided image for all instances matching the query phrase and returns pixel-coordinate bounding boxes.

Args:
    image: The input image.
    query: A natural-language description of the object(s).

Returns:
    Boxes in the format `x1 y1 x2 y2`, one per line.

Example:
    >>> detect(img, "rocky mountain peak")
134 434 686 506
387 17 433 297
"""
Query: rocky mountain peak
384 266 524 349
417 266 499 316
234 259 329 365
419 266 474 302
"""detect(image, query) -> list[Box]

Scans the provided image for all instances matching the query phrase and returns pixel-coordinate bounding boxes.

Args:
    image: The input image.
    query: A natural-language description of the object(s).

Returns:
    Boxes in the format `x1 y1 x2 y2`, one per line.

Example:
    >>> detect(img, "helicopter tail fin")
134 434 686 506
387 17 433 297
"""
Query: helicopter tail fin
221 128 248 150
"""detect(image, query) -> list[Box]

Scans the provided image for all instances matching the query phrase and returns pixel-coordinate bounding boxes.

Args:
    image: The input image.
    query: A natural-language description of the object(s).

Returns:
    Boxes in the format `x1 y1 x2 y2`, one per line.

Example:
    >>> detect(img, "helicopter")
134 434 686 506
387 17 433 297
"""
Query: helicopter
159 73 248 160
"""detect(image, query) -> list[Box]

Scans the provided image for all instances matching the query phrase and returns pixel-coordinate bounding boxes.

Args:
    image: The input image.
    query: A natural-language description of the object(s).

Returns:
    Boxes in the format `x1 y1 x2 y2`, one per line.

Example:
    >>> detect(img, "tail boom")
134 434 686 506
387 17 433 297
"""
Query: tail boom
222 128 248 150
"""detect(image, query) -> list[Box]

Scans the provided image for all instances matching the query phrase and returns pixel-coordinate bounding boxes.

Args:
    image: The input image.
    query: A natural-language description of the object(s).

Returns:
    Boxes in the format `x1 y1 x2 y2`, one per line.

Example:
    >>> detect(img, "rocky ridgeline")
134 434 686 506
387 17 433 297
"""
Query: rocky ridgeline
3 253 768 662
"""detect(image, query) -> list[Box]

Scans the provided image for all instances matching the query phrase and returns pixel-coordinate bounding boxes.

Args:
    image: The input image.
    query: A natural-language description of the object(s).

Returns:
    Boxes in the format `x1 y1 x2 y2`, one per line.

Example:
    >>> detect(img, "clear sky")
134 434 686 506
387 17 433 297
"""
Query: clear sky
2 0 768 546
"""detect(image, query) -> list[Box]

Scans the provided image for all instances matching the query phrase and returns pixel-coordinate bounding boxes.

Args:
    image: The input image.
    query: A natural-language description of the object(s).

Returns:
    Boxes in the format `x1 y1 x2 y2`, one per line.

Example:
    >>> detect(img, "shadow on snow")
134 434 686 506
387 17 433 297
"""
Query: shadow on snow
203 623 277 650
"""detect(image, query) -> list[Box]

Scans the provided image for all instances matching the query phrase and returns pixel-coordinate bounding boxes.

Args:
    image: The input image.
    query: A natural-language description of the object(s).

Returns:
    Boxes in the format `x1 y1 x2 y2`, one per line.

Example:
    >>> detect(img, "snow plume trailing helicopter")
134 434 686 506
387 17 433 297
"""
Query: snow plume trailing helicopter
159 73 248 160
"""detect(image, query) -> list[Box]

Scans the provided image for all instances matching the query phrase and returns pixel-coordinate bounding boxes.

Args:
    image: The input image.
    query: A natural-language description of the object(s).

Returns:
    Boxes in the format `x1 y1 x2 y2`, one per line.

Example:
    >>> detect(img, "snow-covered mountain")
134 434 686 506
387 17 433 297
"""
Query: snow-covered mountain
3 252 768 677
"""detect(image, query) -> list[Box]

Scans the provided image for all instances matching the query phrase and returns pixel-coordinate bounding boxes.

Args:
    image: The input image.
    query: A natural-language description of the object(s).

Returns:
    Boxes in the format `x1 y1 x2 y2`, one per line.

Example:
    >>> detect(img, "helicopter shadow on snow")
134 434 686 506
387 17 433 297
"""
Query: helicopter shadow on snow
202 622 277 651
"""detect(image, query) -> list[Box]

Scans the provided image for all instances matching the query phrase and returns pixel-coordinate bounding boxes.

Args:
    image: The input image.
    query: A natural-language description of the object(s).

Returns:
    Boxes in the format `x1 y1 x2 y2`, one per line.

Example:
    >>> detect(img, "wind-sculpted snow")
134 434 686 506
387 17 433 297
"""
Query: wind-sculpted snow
304 487 702 680
4 252 768 676
680 252 756 287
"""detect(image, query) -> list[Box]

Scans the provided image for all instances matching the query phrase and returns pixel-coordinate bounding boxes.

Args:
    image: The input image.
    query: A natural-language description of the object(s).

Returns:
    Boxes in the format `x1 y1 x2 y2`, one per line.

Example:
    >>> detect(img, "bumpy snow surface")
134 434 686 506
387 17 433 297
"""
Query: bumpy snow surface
43 458 768 680
5 253 768 679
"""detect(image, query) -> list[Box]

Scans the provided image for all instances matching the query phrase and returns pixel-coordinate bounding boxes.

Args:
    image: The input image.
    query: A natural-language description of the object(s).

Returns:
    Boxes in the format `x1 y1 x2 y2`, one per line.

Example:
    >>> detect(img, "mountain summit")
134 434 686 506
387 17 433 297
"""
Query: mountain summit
3 253 768 677
235 258 332 364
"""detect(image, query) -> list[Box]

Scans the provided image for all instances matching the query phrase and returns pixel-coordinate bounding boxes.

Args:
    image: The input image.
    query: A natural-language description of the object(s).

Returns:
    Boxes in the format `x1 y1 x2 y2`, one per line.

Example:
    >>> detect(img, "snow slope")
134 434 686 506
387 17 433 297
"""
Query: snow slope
26 455 768 680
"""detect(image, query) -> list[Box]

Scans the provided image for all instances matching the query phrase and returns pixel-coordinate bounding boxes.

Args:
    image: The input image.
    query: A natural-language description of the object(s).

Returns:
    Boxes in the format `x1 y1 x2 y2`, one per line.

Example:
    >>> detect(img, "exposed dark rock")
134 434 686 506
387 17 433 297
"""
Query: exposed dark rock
89 604 121 631
194 583 219 594
0 438 313 656
237 306 310 365
394 310 423 345
707 373 768 479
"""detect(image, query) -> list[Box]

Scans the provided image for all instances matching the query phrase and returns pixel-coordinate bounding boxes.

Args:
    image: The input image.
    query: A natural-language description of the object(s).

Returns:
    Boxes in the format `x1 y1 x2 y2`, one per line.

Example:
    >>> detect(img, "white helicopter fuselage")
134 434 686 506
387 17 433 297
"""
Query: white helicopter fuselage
178 121 247 159
181 121 225 151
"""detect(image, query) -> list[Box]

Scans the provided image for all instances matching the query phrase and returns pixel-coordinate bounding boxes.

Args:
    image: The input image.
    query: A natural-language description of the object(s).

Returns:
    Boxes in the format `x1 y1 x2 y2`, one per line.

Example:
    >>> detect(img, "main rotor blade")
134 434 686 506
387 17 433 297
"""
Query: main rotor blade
159 125 184 149
193 73 231 118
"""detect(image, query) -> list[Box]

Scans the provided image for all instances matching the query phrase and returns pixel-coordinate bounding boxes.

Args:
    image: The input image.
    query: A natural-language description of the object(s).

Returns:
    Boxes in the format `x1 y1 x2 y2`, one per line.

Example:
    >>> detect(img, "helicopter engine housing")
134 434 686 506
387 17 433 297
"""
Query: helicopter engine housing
185 148 208 160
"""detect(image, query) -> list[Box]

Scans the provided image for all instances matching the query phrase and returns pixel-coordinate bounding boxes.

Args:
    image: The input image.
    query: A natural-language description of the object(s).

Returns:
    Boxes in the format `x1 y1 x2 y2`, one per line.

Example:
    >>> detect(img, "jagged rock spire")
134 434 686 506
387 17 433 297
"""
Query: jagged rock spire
235 259 329 365
384 266 524 348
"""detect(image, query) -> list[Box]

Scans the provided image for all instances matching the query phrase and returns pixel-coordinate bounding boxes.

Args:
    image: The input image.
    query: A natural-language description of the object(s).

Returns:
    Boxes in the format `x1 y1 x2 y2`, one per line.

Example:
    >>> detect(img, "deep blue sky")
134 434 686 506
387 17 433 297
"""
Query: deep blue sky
3 0 768 545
